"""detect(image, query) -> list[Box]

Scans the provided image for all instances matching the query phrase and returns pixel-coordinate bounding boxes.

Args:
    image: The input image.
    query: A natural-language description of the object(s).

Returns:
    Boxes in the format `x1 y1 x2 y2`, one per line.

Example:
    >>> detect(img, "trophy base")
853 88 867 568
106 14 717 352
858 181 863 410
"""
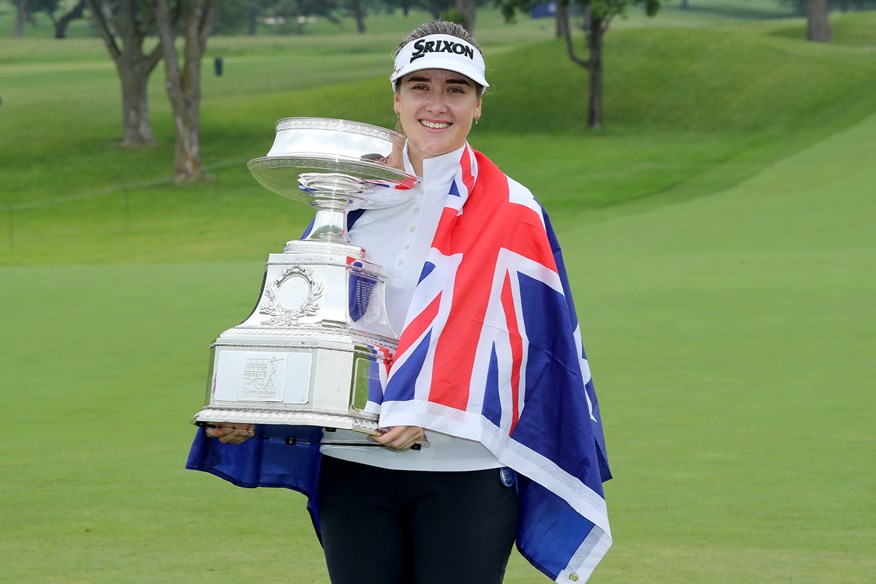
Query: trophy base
193 336 390 436
193 405 379 434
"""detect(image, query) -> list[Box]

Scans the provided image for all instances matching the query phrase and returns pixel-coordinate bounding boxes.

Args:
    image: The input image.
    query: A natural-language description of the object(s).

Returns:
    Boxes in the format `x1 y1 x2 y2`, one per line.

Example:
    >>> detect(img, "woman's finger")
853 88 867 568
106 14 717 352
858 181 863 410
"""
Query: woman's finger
375 426 424 450
206 423 254 444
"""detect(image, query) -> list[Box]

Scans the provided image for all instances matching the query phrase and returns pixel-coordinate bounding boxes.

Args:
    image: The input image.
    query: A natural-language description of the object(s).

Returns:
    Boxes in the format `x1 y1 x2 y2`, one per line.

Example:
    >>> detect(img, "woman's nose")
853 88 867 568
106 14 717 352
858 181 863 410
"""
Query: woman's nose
426 92 448 111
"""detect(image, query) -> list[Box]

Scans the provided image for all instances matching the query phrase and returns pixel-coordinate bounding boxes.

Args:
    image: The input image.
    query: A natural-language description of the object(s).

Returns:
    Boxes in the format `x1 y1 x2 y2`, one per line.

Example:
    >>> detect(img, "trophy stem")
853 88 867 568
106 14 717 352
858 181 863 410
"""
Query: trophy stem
304 205 350 243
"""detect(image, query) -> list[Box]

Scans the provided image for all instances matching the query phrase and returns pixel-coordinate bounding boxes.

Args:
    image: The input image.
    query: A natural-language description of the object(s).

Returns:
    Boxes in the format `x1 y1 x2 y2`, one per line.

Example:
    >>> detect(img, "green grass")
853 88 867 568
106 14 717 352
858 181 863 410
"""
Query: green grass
570 109 876 584
1 7 875 584
3 11 875 265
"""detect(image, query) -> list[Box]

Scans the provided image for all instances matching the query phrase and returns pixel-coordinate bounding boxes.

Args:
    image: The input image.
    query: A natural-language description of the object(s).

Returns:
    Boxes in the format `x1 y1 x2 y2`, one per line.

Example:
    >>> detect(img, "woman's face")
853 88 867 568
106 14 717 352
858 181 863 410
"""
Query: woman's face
394 68 482 175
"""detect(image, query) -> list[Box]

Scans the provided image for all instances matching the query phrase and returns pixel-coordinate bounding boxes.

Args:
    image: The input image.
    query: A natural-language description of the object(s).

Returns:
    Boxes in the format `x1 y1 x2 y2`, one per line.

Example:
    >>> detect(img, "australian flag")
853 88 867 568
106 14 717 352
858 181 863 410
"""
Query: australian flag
376 145 612 582
186 144 611 583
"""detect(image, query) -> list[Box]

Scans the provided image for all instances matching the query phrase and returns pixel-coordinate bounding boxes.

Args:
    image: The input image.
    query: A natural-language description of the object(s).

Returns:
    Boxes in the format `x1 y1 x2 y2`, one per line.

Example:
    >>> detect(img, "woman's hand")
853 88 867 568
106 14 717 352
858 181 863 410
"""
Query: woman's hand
204 422 255 445
370 426 425 451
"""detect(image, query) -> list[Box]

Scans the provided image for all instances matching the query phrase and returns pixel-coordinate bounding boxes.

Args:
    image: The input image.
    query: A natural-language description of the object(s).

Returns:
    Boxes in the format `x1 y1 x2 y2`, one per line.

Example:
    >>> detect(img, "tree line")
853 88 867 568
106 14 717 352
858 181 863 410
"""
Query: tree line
11 0 482 39
9 0 850 182
10 0 485 182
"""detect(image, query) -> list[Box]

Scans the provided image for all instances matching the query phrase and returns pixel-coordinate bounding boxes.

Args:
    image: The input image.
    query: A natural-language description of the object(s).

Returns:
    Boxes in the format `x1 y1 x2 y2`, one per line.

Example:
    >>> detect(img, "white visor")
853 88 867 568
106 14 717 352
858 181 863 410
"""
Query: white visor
390 34 489 89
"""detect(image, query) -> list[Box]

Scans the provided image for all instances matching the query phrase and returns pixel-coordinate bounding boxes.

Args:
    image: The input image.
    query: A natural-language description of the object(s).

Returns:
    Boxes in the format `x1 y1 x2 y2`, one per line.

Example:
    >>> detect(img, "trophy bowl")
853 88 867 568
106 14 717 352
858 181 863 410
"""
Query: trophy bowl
248 117 418 213
193 118 419 435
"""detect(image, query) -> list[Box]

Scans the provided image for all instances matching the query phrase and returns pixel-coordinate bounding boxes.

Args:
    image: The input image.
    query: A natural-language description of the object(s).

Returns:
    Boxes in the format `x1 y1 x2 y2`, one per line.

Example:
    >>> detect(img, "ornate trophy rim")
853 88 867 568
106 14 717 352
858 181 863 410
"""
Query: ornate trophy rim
247 154 417 190
246 116 420 209
274 116 406 146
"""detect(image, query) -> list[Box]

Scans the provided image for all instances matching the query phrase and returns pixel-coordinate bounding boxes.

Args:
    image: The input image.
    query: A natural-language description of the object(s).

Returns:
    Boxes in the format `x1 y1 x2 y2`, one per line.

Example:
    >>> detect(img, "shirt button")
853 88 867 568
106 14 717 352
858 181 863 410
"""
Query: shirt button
408 226 415 232
397 260 404 266
404 244 411 250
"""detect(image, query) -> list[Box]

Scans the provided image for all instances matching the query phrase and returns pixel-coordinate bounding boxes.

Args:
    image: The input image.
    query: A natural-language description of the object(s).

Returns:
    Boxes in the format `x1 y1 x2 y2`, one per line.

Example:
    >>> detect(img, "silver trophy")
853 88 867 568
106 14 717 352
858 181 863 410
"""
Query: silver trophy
193 117 418 435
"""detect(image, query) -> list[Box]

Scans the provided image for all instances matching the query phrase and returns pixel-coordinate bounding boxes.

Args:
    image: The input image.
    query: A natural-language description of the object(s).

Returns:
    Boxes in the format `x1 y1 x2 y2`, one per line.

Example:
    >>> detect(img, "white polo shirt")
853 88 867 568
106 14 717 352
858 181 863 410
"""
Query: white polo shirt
320 144 501 471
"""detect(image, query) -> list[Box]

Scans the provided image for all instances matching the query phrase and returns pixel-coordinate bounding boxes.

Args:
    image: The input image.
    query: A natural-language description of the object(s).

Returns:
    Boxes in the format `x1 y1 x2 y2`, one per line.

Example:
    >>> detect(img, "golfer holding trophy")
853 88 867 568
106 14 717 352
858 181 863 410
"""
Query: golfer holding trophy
188 20 612 584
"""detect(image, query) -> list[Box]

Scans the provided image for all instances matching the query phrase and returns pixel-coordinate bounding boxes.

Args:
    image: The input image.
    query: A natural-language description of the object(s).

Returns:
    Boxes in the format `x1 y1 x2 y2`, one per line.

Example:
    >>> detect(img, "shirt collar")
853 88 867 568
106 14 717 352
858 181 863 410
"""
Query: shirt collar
403 143 467 193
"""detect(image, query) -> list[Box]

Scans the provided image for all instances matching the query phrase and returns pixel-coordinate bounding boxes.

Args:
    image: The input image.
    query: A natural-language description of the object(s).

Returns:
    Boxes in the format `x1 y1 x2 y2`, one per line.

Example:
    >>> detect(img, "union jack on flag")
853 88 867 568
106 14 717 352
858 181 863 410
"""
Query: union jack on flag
377 145 612 583
186 144 612 584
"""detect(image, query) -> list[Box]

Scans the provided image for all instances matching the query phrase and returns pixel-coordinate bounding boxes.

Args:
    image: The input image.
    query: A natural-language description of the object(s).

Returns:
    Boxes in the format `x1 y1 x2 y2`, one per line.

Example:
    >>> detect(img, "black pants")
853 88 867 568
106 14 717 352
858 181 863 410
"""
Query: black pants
317 456 518 584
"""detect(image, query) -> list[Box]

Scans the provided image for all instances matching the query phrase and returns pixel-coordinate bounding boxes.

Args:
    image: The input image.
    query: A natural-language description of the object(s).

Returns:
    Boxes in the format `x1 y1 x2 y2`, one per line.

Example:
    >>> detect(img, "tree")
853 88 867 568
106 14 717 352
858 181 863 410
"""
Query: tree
15 0 88 38
498 0 659 130
417 0 452 19
32 0 88 38
54 0 87 38
555 0 569 38
455 0 476 31
261 0 346 34
85 0 163 147
806 0 831 42
349 0 366 32
382 0 457 20
152 0 218 182
13 0 28 37
211 0 256 35
385 0 413 16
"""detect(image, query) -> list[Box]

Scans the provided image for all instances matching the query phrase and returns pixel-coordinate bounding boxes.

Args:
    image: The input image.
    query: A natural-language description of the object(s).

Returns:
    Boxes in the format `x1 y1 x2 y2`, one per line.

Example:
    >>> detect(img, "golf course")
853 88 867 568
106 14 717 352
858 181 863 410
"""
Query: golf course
1 1 873 582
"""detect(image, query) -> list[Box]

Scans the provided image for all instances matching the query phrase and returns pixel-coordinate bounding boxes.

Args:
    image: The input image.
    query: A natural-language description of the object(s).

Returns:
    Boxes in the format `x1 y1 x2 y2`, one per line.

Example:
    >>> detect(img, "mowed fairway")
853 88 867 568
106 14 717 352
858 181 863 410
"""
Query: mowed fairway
1 5 874 583
556 111 876 584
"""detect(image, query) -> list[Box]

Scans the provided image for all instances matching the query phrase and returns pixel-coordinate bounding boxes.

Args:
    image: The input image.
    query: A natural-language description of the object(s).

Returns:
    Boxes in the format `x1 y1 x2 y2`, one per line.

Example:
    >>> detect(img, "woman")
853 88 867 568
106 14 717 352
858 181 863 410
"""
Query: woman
193 20 612 584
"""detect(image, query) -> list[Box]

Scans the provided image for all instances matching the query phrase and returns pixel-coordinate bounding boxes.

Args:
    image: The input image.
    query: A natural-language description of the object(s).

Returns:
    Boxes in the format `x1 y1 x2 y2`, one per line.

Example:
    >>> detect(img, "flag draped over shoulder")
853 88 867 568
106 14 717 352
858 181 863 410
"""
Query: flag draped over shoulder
376 145 612 583
186 144 611 583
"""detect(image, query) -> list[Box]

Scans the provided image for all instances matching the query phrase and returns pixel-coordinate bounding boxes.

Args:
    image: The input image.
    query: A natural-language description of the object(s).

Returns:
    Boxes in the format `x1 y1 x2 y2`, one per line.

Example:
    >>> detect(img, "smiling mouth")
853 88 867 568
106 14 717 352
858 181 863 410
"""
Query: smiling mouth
420 120 451 129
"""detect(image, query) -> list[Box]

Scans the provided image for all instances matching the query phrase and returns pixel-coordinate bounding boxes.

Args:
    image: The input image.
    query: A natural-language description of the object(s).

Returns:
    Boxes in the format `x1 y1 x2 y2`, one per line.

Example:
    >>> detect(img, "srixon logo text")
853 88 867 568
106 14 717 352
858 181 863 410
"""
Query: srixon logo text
410 39 474 62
